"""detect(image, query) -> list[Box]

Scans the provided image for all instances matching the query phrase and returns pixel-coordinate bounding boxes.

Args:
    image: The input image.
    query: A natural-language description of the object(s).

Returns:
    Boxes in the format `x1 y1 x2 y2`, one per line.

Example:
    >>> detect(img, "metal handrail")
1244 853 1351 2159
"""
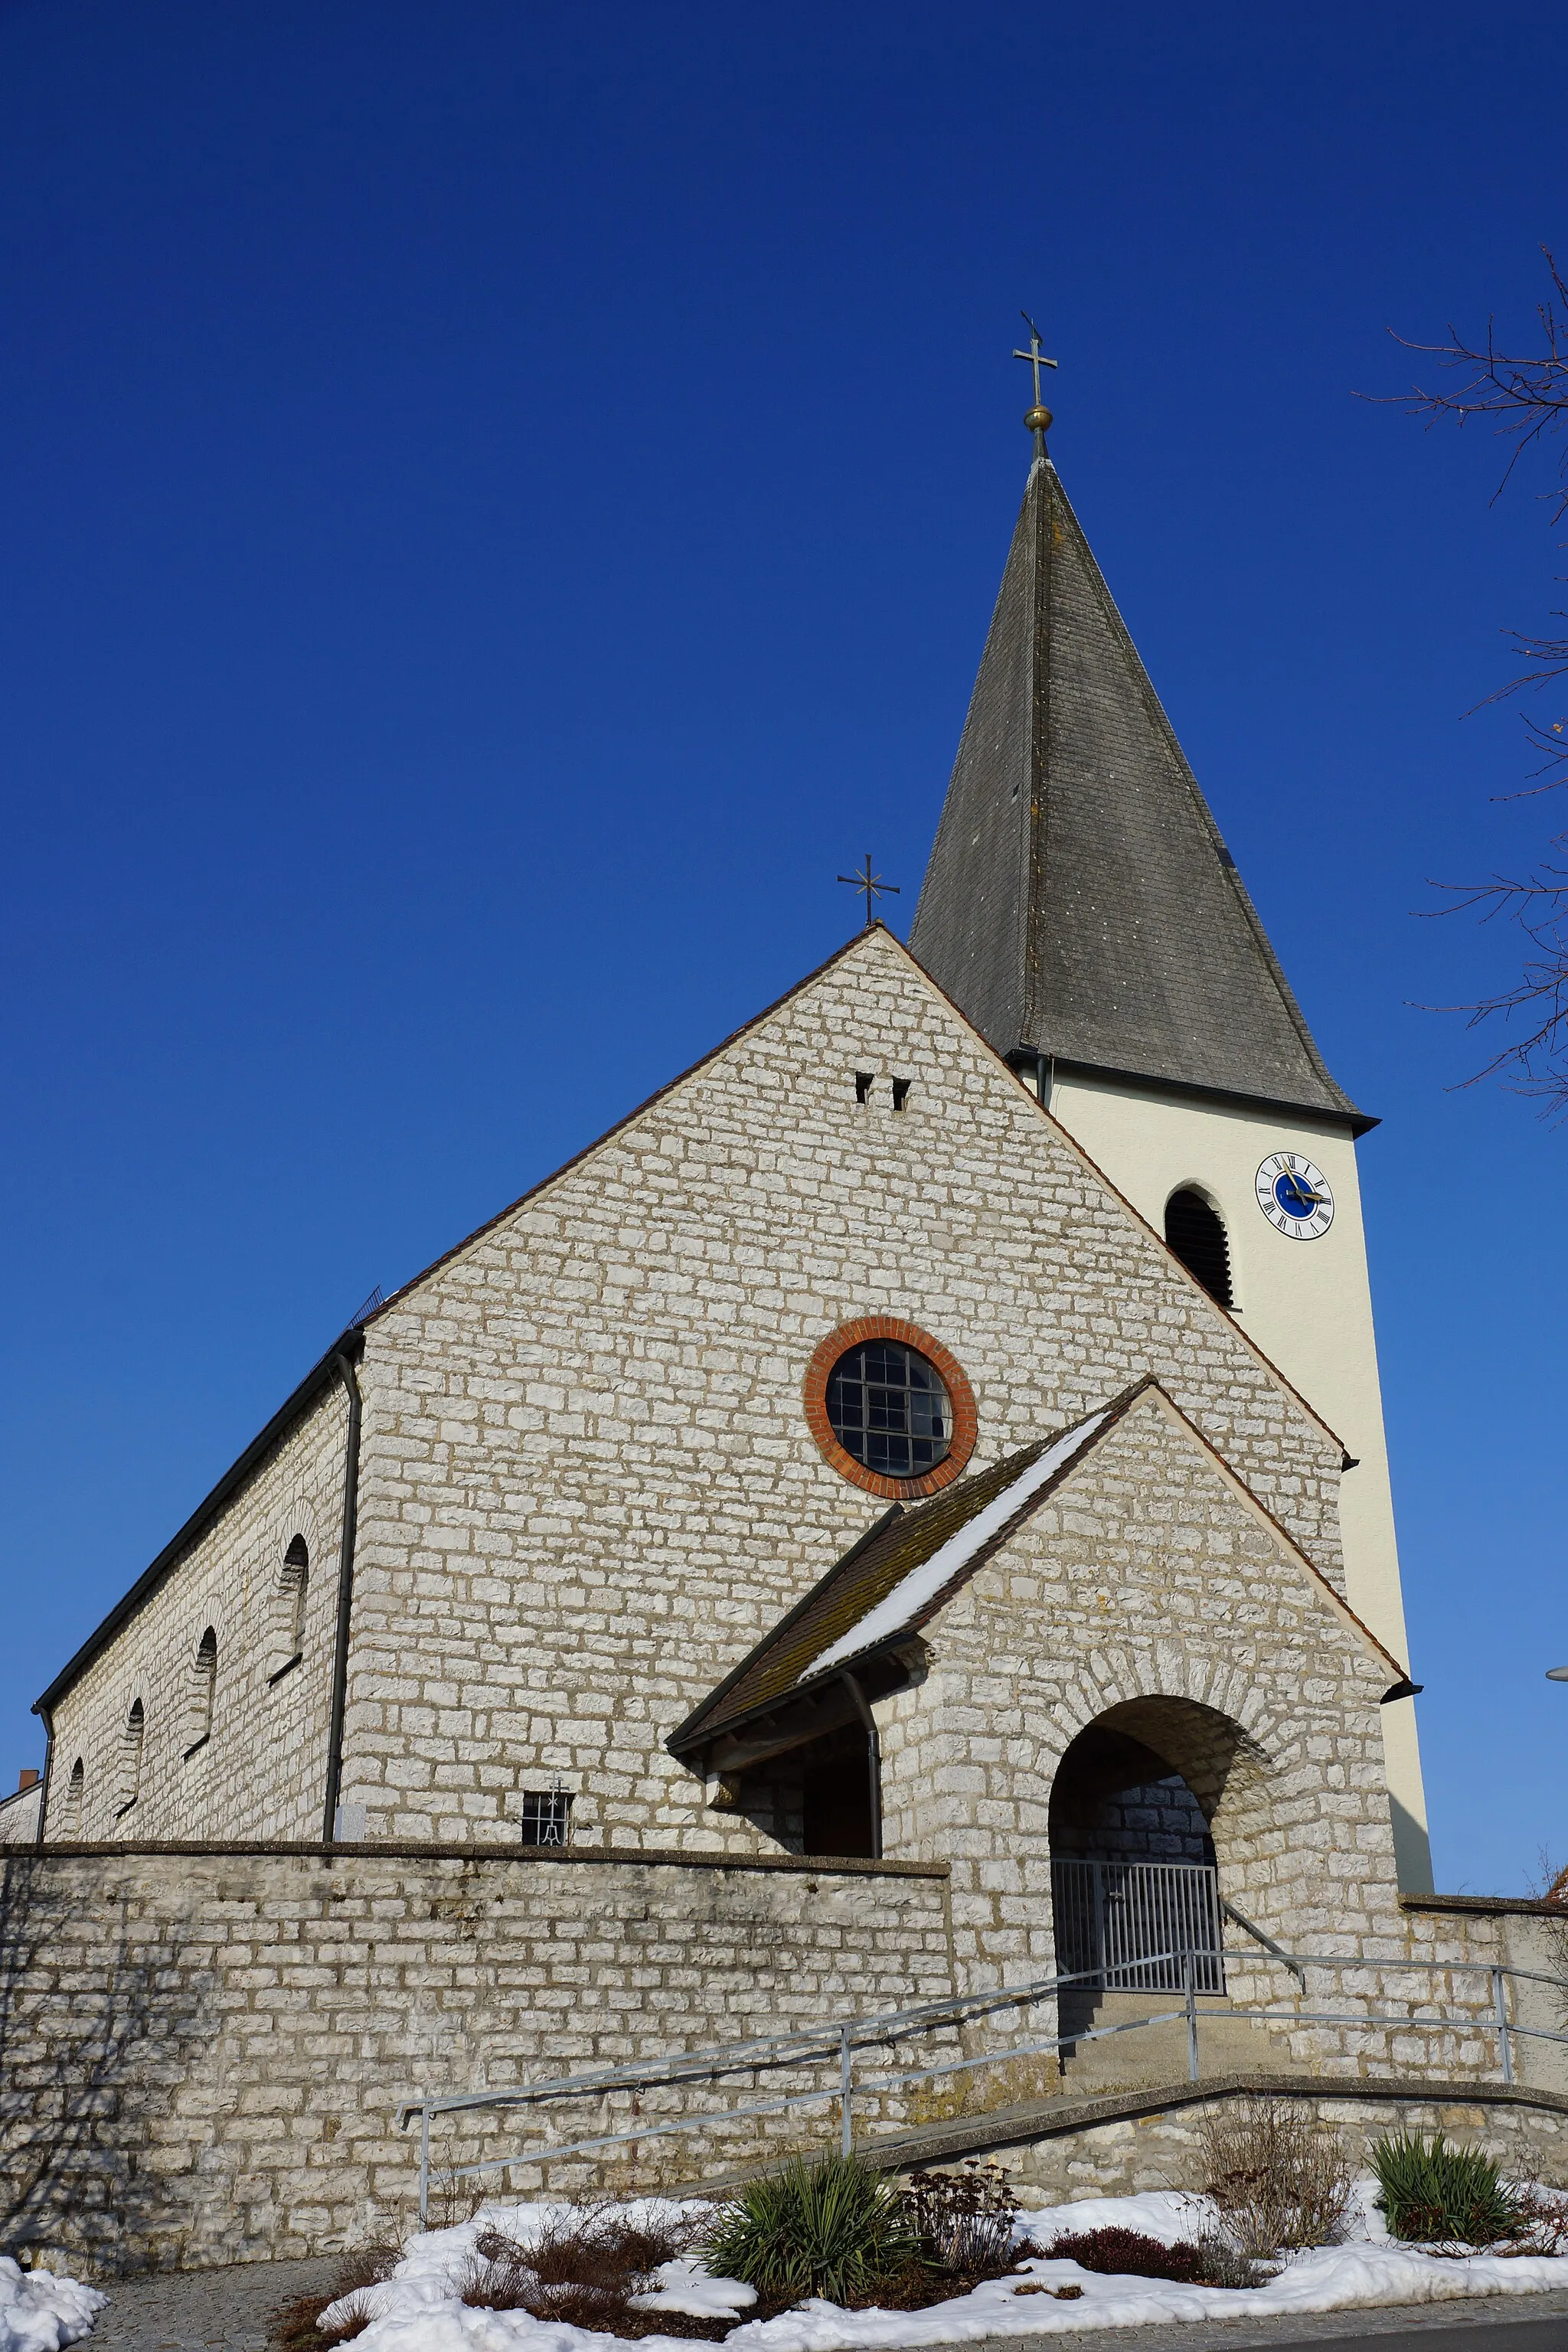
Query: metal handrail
1222 1898 1307 1988
400 1943 1565 2226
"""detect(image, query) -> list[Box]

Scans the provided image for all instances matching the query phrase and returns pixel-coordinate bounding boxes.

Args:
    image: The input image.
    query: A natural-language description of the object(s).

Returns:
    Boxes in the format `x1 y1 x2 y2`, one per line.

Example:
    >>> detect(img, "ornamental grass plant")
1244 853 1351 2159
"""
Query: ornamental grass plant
1370 2132 1522 2247
701 2154 922 2306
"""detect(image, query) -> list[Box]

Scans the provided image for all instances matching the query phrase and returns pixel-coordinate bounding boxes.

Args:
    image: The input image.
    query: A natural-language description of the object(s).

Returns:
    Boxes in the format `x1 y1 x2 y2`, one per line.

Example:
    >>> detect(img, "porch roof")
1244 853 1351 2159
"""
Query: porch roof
668 1384 1145 1759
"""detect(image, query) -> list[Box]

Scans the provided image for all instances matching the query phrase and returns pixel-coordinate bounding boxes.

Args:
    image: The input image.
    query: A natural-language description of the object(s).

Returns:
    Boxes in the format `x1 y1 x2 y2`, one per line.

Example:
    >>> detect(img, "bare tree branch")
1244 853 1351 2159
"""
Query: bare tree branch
1379 247 1568 1108
1372 245 1568 522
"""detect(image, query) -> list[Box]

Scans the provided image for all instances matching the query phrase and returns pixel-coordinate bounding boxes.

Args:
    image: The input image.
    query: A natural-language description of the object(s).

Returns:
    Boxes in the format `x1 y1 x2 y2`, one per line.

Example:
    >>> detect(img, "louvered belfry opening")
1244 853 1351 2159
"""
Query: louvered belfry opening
1165 1188 1233 1310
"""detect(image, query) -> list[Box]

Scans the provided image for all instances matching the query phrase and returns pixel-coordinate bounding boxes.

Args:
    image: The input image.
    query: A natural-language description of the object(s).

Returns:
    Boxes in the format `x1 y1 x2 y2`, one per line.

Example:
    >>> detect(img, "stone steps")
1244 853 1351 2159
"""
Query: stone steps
1057 1988 1296 2094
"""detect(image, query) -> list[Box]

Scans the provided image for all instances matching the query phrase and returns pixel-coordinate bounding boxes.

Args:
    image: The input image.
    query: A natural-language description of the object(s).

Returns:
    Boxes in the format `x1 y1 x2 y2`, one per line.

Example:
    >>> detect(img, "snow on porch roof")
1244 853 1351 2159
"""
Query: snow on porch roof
668 1386 1147 1759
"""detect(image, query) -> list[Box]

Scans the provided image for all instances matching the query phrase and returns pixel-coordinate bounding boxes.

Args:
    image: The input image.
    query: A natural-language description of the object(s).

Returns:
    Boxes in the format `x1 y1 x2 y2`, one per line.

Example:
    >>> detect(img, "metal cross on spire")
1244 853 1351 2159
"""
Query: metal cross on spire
1012 309 1059 449
837 854 900 929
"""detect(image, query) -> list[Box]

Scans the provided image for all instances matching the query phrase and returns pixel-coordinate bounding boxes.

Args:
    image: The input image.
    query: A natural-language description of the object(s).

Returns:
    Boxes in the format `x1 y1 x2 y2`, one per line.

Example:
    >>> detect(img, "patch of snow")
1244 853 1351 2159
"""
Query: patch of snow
808 1413 1109 1678
631 2259 756 2318
0 2257 103 2352
315 2184 1568 2352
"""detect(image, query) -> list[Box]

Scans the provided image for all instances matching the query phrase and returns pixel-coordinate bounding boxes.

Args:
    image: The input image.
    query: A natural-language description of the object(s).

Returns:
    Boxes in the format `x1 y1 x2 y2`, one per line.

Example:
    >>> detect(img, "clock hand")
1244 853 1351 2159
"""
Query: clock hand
1279 1164 1324 1210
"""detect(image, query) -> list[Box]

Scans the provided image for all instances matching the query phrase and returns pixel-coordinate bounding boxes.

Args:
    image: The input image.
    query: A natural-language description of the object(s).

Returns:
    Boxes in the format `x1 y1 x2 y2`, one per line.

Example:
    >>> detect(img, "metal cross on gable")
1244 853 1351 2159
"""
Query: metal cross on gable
1013 309 1059 439
837 854 900 928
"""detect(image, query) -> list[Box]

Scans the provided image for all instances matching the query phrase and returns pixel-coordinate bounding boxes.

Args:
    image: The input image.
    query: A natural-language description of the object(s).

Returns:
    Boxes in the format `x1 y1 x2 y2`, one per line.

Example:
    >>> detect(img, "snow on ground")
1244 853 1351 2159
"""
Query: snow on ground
312 2184 1568 2352
0 2256 103 2352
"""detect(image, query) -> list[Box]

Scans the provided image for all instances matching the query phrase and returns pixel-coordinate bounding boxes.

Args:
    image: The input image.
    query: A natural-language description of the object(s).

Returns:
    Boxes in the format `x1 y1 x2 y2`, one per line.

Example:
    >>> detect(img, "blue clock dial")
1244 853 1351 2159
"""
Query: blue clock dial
1274 1169 1320 1217
1256 1152 1334 1240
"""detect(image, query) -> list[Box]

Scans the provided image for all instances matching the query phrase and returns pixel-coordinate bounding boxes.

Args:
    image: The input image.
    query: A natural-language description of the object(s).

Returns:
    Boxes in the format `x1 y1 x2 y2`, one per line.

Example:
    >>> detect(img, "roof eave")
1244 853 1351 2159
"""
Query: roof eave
1009 1050 1378 1138
667 1634 916 1762
33 1327 365 1720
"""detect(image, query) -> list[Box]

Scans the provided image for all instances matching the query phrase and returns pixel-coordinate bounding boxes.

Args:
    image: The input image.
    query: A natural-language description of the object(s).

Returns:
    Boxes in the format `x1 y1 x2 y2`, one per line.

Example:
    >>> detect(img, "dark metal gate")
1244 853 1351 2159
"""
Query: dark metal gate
1051 1857 1225 1994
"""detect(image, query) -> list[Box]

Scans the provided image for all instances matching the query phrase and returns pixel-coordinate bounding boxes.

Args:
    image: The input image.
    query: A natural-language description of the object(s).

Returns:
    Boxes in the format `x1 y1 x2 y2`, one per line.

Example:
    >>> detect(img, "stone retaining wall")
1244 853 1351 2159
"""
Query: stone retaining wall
1005 2082 1568 2206
3 1848 1560 2278
0 1844 953 2275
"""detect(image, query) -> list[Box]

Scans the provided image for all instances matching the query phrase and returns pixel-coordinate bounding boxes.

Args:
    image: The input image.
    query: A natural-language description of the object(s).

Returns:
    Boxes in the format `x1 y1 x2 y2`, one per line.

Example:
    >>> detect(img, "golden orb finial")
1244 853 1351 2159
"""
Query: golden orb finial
1013 311 1058 449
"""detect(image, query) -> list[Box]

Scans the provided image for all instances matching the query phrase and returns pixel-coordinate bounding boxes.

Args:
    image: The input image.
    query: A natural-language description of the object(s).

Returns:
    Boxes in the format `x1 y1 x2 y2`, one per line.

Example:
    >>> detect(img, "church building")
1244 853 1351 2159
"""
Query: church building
28 397 1432 2034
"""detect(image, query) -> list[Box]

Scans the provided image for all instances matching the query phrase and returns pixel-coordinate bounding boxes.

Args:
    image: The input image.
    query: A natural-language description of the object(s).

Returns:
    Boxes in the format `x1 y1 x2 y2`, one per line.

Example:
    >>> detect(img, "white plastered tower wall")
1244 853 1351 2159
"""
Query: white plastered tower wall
1038 1070 1430 1892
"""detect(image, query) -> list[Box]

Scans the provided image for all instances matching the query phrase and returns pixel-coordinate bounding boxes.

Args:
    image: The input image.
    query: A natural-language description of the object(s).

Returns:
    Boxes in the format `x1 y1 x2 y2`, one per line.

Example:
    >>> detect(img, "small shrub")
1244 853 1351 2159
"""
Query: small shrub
459 2207 729 2338
900 2163 1018 2278
701 2154 922 2305
1043 2225 1266 2288
1198 2096 1354 2256
1510 2186 1568 2255
1370 2132 1523 2246
1184 2231 1271 2289
266 2241 401 2351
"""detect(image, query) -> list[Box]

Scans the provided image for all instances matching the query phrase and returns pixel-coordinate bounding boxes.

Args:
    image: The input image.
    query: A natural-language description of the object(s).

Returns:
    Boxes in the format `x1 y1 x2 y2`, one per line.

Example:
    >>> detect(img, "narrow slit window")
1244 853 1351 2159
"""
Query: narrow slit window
116 1699 145 1818
187 1628 217 1756
854 1070 874 1105
283 1535 309 1650
891 1077 911 1112
1165 1188 1233 1310
65 1757 84 1830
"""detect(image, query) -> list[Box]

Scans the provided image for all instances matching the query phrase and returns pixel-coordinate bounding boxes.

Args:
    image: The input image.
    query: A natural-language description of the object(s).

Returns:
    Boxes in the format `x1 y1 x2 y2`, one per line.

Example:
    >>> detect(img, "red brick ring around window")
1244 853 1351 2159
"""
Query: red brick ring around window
802 1317 978 1501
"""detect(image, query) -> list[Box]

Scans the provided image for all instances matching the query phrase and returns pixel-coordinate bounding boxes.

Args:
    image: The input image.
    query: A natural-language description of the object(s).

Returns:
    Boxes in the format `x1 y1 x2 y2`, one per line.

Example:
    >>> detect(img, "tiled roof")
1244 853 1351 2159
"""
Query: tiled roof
669 1393 1133 1756
910 456 1366 1128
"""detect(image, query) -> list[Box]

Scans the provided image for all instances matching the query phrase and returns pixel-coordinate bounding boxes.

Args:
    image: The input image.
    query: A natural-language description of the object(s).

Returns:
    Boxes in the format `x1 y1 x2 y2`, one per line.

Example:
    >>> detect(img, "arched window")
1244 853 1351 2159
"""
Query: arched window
270 1536 309 1683
65 1756 84 1832
1165 1188 1233 1310
187 1628 217 1756
116 1699 145 1819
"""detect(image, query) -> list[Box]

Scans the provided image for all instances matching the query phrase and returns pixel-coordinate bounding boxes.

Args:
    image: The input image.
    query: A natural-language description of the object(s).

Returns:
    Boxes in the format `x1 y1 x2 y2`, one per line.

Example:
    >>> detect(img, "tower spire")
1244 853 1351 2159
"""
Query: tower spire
910 436 1366 1129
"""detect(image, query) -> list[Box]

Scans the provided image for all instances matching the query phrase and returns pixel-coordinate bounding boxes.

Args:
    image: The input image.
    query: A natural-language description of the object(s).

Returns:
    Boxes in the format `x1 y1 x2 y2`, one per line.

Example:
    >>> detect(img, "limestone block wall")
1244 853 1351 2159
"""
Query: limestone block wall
1007 2086 1568 2206
0 1844 953 2275
1400 1899 1568 2100
0 1783 42 1847
1052 1777 1210 1864
41 1384 351 1846
338 929 1355 1850
875 1391 1418 2050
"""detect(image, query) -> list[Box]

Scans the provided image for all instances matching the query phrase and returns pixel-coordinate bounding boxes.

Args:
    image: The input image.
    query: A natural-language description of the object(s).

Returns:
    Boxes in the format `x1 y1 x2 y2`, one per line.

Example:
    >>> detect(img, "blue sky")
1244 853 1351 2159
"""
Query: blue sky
2 1 1563 1890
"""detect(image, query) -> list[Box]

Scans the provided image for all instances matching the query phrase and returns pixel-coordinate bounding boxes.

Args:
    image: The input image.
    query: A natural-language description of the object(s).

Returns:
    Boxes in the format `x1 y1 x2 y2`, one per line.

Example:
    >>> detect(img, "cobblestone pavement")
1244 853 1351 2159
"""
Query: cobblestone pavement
79 2275 1568 2352
83 2258 341 2351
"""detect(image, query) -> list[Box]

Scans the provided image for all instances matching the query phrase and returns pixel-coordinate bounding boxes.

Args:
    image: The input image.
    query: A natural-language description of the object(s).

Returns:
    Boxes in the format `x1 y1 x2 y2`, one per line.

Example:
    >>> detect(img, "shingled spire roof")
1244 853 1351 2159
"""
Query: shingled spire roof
910 453 1365 1128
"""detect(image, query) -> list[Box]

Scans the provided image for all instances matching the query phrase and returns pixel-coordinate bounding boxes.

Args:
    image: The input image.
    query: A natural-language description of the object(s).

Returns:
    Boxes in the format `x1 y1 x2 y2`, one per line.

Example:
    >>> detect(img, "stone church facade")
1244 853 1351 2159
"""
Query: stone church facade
34 430 1426 1922
37 929 1404 1927
7 418 1501 2272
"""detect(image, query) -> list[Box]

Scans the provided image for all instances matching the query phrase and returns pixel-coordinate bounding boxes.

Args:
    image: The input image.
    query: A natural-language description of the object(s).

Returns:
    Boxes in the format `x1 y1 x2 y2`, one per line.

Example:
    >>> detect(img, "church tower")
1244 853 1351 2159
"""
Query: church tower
911 411 1432 1891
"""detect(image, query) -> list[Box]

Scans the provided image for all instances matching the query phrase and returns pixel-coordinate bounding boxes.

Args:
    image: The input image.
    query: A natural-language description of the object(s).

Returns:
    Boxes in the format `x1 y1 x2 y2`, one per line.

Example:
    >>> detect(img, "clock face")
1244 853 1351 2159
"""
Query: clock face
1256 1152 1334 1239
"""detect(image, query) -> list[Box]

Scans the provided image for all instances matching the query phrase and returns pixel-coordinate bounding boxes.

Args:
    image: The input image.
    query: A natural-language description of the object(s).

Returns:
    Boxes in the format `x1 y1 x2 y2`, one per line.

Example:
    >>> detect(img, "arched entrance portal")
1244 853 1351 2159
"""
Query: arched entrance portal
1049 1696 1268 2002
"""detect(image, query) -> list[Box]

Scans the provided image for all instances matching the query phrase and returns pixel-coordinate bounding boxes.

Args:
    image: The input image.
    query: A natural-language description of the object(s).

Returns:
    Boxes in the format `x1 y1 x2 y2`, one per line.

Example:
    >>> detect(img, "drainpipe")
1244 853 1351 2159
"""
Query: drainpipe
841 1672 883 1861
321 1350 364 1844
32 1704 54 1851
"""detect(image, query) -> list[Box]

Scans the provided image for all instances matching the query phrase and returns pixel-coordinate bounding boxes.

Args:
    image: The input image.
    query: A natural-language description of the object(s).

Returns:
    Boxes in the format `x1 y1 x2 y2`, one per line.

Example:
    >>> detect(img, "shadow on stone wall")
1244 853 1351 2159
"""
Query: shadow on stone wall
0 1856 212 2274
